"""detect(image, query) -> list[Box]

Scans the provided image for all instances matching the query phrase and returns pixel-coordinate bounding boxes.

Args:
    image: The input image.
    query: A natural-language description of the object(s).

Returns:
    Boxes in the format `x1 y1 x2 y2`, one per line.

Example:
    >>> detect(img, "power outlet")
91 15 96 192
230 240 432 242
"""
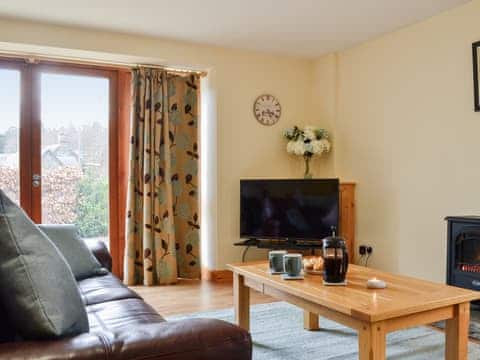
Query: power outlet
366 246 373 255
359 245 367 255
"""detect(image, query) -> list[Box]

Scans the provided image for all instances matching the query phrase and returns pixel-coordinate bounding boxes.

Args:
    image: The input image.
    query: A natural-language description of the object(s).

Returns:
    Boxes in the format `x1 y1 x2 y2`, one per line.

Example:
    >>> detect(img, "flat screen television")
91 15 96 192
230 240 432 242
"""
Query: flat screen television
240 179 339 241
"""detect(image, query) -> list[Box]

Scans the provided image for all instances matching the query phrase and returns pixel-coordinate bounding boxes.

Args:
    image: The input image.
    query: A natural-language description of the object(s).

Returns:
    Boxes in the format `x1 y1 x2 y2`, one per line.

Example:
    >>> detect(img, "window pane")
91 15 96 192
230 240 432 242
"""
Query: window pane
40 73 110 246
0 69 20 204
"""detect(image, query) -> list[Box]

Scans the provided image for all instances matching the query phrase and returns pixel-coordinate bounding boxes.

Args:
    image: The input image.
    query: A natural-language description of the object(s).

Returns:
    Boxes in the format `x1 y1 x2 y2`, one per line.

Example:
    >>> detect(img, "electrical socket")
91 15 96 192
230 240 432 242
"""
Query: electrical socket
359 245 367 255
359 245 373 256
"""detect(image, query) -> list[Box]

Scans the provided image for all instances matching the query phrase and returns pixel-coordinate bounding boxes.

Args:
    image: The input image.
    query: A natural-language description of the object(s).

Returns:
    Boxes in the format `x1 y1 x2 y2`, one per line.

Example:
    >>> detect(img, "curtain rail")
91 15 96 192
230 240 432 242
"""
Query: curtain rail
0 51 207 77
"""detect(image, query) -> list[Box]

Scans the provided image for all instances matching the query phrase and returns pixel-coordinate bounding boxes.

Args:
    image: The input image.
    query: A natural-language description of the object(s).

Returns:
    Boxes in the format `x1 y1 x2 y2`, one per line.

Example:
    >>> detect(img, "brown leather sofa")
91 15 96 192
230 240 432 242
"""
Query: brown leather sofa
0 240 252 360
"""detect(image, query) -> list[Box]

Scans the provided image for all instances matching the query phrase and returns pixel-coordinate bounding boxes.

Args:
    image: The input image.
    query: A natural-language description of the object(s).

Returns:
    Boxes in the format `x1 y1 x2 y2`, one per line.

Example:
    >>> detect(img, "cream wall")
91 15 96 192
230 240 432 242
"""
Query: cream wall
309 53 338 178
314 0 480 282
0 18 325 270
4 0 476 281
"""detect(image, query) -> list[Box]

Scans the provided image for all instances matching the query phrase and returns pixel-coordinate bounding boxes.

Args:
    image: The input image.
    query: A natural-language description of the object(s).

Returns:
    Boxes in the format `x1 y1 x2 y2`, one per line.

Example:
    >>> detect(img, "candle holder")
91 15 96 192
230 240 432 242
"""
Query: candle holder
367 278 387 289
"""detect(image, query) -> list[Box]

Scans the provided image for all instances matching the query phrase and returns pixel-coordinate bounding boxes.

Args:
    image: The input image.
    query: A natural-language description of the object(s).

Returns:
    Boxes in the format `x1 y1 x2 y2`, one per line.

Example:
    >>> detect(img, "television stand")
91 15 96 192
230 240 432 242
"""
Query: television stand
234 238 323 262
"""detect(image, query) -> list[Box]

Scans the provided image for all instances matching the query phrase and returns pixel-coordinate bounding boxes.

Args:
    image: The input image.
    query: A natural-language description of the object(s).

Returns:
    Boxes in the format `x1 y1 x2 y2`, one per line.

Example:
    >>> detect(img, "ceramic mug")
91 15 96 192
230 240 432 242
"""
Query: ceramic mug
269 250 287 273
283 253 303 277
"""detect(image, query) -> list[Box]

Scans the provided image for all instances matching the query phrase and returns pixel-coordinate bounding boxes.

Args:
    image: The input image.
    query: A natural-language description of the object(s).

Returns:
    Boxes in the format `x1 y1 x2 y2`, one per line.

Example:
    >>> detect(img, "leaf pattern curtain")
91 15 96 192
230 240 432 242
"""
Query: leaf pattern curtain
124 68 200 285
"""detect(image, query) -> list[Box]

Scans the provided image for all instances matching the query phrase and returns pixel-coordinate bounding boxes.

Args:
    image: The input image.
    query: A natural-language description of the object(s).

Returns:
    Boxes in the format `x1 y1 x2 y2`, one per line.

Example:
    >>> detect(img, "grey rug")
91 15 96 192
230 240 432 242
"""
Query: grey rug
167 302 480 360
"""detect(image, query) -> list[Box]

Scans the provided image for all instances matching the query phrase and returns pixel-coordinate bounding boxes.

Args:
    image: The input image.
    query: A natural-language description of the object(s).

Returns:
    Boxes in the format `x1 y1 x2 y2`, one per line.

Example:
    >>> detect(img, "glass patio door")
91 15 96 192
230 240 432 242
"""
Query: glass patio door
0 67 21 204
0 60 118 249
39 69 111 246
0 58 131 276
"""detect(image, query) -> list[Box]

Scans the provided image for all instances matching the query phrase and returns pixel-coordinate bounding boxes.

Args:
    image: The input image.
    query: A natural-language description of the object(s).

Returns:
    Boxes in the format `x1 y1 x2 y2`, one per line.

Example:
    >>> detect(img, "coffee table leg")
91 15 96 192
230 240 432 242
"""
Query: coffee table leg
358 322 386 360
233 272 250 331
303 310 319 330
445 302 469 360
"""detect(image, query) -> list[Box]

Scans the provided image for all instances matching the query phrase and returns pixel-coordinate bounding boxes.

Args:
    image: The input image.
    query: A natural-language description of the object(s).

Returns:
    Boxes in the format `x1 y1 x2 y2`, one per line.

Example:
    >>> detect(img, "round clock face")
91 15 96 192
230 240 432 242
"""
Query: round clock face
253 94 281 126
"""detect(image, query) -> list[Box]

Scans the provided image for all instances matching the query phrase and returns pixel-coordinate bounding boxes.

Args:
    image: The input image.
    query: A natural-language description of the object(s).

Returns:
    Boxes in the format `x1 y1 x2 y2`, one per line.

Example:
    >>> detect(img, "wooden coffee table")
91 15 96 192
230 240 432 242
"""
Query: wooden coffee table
227 261 480 360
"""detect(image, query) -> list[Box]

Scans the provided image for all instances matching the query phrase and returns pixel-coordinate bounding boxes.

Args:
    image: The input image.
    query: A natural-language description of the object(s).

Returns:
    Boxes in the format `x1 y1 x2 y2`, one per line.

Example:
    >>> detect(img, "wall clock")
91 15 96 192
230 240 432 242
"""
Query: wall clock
253 94 281 126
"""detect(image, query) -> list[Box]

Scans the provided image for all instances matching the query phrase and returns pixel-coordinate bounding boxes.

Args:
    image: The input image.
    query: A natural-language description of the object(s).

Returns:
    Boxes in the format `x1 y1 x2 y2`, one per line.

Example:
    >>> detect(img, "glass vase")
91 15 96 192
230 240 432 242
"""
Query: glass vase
304 156 312 179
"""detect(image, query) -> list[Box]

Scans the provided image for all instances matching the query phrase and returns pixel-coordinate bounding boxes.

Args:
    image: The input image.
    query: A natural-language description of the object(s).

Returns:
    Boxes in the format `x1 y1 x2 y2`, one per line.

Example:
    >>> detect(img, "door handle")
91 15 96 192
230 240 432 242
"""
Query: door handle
32 174 41 188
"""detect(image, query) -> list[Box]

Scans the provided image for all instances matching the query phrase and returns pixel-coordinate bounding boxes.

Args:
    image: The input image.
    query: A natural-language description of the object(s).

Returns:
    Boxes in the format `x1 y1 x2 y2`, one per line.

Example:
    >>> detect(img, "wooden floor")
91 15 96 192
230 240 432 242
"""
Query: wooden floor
131 279 273 316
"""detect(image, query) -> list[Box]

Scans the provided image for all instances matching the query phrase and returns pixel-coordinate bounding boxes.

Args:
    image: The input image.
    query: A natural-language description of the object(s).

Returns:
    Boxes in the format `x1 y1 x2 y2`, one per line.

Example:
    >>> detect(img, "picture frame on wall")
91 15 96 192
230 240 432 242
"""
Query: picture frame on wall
473 41 480 112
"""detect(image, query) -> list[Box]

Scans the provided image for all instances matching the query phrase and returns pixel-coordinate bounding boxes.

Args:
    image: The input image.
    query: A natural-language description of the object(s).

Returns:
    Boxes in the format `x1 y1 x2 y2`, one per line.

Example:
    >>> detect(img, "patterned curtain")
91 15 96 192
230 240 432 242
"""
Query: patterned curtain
124 68 200 285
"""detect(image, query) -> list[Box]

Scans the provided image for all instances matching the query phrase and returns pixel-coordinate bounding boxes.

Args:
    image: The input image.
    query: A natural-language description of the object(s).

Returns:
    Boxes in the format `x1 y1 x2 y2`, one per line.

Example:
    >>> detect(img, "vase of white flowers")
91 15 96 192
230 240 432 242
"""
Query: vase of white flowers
283 125 331 179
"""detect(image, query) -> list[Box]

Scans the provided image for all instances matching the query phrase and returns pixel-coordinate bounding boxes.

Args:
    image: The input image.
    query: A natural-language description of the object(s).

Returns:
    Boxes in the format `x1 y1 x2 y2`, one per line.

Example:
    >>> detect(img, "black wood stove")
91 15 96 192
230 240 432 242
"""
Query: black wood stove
446 216 480 292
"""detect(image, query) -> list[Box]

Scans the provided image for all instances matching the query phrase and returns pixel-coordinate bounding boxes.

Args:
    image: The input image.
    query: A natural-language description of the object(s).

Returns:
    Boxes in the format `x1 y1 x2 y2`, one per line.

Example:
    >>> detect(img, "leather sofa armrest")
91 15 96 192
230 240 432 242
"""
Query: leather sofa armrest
103 318 252 360
83 238 112 272
0 319 252 360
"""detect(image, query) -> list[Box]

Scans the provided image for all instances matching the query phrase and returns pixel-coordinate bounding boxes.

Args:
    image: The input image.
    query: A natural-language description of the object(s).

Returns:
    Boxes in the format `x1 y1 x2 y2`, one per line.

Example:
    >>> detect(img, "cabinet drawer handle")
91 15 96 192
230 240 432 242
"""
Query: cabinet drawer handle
472 280 480 287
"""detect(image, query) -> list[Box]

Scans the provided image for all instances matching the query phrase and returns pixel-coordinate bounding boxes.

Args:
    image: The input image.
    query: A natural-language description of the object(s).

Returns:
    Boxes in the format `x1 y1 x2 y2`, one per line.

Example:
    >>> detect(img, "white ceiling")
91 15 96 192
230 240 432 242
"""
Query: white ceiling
0 0 470 58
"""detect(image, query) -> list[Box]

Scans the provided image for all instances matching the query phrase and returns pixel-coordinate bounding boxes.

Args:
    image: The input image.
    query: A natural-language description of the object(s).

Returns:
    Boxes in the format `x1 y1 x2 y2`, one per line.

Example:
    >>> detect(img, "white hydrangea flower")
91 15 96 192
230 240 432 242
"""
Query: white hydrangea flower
284 126 331 158
311 140 324 155
286 141 295 154
292 140 305 156
303 126 316 141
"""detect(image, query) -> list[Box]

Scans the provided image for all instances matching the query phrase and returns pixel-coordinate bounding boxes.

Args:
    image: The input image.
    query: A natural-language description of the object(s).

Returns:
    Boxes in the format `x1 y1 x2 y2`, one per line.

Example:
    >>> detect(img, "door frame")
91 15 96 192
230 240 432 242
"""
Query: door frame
0 58 130 277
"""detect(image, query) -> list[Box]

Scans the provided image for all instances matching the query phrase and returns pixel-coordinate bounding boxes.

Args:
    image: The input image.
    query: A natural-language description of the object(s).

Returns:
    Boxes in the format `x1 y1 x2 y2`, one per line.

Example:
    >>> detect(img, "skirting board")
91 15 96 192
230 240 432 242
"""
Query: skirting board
202 268 233 282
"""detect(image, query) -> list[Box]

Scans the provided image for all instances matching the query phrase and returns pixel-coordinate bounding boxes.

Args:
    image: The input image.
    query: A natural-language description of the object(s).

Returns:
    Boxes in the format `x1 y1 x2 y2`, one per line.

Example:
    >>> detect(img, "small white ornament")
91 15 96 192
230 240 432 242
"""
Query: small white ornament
367 278 387 289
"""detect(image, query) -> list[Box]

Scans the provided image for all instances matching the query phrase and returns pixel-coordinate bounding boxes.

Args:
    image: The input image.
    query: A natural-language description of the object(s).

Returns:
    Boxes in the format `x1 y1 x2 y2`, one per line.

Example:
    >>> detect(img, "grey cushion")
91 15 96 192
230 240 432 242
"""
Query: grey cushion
38 224 108 280
0 190 89 339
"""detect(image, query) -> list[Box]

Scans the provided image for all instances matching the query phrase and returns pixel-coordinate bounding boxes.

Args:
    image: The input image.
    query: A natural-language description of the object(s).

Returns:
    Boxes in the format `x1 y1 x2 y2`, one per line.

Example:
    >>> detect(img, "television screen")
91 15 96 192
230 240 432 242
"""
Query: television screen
240 179 339 240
